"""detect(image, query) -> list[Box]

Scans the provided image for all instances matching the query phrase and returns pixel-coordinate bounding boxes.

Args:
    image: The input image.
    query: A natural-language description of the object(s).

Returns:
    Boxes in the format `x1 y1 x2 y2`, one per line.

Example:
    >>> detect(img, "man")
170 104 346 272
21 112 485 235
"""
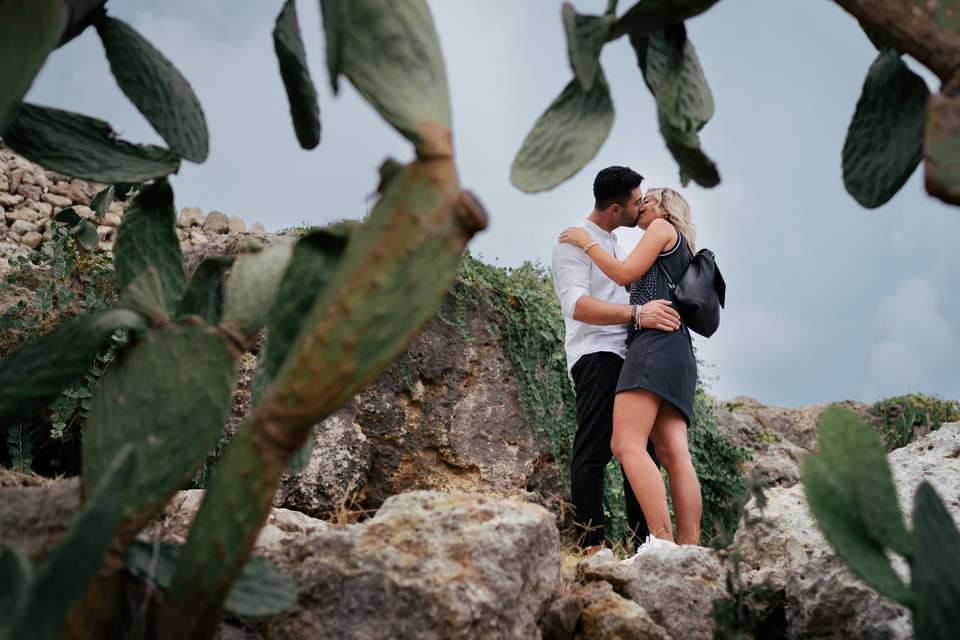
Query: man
552 166 682 551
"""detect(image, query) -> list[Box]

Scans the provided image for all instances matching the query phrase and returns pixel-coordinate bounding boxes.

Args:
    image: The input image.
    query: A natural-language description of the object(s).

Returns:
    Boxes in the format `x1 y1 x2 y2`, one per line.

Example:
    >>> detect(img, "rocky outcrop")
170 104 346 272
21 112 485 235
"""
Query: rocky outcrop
260 491 560 639
730 422 960 639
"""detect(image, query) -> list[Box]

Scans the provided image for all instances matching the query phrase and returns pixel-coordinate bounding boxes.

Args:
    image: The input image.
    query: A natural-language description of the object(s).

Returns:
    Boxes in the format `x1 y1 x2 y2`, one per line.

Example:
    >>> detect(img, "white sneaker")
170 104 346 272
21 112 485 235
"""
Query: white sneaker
621 534 677 565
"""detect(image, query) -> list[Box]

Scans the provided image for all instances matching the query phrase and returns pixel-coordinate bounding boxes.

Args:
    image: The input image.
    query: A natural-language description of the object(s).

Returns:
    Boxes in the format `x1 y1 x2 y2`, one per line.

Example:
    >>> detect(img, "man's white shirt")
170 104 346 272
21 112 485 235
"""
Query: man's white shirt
551 220 629 376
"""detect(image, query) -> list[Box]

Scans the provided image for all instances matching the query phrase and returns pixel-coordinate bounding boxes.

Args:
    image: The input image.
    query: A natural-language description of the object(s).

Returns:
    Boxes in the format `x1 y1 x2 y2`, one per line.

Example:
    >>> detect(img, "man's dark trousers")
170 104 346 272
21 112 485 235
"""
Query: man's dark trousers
570 350 659 547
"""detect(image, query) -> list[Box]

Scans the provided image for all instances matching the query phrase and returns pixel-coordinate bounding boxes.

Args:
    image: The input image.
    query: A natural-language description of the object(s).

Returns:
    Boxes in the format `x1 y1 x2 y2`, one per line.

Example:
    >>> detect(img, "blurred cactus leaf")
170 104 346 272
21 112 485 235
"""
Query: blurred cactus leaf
924 92 960 206
0 0 68 133
0 309 145 430
251 225 352 406
96 17 209 162
633 26 719 187
319 0 345 93
912 481 960 639
3 103 180 183
251 225 353 474
376 157 405 195
11 447 136 640
119 267 170 325
82 326 236 535
169 160 485 630
90 185 116 218
801 409 913 606
177 256 235 325
52 207 81 227
113 178 186 313
562 3 614 92
511 76 614 193
802 455 912 605
76 219 100 251
0 544 32 633
338 0 452 155
273 0 321 150
611 0 719 39
222 239 296 343
843 50 928 208
125 540 297 618
816 407 912 558
225 553 299 618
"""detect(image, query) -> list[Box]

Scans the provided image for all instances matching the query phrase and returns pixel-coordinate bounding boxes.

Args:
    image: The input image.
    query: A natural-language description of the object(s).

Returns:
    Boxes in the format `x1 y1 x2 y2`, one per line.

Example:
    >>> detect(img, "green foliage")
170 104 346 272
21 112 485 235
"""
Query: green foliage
510 75 614 193
803 408 960 638
97 16 209 162
689 384 749 546
273 0 321 150
842 49 928 208
124 540 298 619
221 239 295 344
1 447 135 640
6 424 32 474
869 393 960 450
1 213 117 352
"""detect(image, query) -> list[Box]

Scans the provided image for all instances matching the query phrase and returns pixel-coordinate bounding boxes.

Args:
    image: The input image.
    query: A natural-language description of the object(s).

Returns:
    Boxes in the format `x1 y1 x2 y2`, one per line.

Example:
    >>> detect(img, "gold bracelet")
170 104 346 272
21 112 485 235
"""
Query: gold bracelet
583 241 598 255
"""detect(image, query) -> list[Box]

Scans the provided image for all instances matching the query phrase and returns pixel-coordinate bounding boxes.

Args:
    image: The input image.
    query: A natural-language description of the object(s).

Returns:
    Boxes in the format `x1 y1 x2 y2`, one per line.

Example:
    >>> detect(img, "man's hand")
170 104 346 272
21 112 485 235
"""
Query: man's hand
638 299 681 331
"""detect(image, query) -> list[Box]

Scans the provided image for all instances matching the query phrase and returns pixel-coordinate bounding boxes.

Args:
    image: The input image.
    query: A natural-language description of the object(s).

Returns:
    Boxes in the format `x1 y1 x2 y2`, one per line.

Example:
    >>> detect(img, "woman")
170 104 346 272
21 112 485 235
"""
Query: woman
559 187 702 550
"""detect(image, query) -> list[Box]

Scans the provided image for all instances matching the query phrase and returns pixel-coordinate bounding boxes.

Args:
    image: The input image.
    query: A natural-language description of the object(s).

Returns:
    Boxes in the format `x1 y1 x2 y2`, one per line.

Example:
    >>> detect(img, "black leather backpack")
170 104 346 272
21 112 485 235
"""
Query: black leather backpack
659 248 726 338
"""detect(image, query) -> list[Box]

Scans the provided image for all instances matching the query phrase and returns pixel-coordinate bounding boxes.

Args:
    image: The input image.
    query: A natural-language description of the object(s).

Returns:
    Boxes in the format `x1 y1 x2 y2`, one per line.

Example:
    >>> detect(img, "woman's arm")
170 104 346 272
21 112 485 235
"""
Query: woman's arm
559 219 678 286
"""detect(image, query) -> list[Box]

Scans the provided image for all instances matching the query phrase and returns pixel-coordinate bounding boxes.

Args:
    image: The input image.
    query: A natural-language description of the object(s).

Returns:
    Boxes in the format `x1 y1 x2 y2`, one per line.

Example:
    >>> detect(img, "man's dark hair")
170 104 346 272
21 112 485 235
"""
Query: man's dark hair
593 166 644 211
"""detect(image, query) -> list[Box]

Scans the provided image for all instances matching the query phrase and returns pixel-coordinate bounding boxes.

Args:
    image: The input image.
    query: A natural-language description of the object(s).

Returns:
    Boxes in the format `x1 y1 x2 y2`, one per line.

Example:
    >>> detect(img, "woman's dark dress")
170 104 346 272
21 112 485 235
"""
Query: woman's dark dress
615 230 697 426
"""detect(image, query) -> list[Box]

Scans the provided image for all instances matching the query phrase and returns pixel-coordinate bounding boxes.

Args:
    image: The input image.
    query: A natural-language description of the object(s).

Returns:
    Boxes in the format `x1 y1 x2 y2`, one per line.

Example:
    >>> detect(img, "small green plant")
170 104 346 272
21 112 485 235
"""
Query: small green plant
802 407 960 639
869 393 960 450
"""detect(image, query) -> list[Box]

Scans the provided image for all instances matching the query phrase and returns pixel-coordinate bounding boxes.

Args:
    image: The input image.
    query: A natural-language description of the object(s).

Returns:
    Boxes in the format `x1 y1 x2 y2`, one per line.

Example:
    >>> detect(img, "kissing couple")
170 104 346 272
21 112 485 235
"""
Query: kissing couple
552 166 702 559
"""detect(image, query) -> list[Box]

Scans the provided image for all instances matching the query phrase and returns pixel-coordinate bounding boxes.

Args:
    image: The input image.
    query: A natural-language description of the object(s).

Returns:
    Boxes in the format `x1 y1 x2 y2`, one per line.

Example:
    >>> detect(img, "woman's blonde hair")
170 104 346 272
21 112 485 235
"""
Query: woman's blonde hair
646 187 696 253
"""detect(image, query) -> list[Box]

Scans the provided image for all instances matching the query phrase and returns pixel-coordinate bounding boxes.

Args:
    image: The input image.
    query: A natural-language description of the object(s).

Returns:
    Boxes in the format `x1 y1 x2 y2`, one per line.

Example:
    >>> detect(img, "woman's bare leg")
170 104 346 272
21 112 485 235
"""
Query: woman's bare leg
612 389 673 541
650 402 701 545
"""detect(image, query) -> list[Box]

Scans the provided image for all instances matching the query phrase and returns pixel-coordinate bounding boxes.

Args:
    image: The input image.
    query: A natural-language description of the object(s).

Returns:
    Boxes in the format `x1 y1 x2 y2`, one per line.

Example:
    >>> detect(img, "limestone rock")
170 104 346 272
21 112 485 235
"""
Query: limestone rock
189 229 209 245
0 476 81 561
250 222 266 234
178 206 204 228
102 211 123 227
731 423 960 639
714 406 807 488
274 411 372 518
97 225 115 242
577 581 670 640
227 216 247 234
0 192 22 208
263 491 561 639
723 396 871 452
10 219 37 235
42 192 73 208
16 183 41 202
21 231 43 249
203 210 230 234
577 544 727 640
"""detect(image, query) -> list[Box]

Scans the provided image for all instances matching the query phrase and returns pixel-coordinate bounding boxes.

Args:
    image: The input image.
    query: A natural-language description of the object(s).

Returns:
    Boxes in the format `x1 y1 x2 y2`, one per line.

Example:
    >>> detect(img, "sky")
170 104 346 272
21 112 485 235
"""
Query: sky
23 0 960 407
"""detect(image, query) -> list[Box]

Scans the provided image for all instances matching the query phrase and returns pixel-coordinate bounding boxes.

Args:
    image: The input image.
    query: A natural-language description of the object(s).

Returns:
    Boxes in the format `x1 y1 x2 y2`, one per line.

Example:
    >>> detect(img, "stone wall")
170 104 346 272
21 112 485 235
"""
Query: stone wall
0 144 265 259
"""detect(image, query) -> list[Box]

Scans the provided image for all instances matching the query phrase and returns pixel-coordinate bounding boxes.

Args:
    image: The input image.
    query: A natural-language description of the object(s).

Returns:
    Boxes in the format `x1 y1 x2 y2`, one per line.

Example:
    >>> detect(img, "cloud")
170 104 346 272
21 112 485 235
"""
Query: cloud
863 278 958 399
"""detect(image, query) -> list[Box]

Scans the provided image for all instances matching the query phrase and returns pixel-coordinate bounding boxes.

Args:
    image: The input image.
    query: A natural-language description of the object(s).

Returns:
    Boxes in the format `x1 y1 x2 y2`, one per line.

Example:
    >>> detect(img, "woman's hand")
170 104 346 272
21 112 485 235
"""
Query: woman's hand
558 227 591 249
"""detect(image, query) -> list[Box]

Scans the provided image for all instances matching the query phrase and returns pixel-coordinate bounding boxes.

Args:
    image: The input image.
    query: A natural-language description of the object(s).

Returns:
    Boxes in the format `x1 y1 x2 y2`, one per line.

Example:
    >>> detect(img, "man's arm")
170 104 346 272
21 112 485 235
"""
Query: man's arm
552 242 680 330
